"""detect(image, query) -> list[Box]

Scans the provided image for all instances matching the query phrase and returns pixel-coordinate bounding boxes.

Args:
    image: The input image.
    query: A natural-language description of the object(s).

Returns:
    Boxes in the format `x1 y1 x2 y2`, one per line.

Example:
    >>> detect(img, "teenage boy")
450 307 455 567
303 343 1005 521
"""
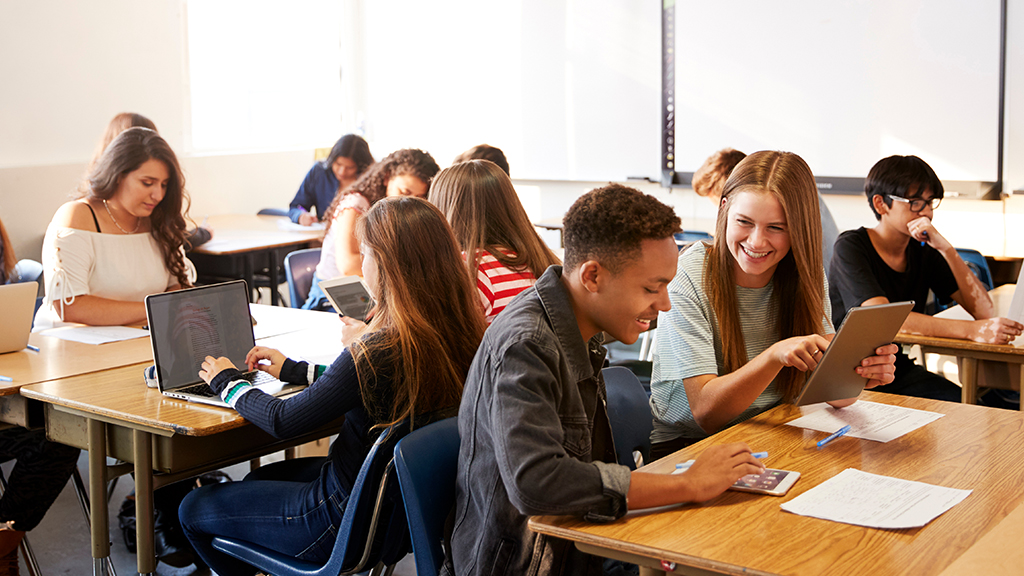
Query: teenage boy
450 184 764 576
829 155 1022 402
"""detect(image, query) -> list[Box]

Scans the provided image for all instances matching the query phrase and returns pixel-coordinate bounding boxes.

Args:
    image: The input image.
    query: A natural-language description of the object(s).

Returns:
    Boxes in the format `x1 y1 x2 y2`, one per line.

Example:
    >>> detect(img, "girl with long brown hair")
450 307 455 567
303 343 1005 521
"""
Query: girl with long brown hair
429 159 561 323
181 196 485 575
39 127 193 327
649 150 898 459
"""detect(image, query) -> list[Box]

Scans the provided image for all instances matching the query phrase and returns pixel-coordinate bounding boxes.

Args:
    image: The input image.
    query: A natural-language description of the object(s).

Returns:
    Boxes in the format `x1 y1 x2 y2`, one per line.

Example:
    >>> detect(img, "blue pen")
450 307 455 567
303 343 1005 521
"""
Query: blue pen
26 345 39 352
920 230 928 247
817 425 851 449
0 376 12 383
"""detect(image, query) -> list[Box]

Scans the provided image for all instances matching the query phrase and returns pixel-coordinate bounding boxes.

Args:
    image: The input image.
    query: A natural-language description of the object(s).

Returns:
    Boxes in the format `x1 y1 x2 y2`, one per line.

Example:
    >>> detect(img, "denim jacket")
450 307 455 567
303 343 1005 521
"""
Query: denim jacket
449 266 631 576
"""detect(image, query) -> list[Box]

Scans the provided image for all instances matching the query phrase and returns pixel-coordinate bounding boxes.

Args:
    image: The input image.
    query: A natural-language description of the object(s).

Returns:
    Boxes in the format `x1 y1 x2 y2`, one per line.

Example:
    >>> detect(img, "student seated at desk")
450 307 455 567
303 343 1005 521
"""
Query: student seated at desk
451 184 766 576
87 112 212 250
288 134 374 226
829 155 1023 406
180 197 485 576
692 147 840 273
429 159 560 323
303 148 440 310
38 127 194 327
650 151 898 460
0 215 81 576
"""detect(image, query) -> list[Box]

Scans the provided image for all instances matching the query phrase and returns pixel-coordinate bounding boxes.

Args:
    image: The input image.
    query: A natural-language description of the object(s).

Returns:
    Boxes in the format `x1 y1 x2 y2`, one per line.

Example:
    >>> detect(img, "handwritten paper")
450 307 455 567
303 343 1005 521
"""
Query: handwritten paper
781 468 970 529
785 401 943 443
39 325 149 345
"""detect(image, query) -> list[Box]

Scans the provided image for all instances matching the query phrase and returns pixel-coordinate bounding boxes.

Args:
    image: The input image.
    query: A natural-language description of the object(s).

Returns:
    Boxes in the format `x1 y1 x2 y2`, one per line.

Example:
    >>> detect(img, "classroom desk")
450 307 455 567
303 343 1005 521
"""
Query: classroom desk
189 214 323 306
529 391 1024 576
895 283 1024 409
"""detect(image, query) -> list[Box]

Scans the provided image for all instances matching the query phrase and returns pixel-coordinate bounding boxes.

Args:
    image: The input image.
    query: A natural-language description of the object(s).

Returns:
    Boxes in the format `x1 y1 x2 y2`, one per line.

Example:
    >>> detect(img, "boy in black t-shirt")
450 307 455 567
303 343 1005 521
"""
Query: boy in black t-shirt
830 155 1022 403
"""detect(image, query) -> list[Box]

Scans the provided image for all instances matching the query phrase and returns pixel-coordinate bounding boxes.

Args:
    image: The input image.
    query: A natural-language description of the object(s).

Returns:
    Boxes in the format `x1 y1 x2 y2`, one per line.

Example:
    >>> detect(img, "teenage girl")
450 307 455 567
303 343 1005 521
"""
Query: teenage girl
288 134 374 225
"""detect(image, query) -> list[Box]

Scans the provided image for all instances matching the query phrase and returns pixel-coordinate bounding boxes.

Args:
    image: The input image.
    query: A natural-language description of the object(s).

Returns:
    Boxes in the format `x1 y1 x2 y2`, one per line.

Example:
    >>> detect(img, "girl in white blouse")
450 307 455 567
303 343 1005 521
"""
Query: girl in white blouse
39 127 193 327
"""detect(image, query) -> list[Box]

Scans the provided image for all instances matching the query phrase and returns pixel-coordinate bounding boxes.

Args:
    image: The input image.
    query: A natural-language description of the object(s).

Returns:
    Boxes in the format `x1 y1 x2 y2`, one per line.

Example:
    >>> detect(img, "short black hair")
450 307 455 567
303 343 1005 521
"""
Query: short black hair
865 155 944 220
563 184 681 273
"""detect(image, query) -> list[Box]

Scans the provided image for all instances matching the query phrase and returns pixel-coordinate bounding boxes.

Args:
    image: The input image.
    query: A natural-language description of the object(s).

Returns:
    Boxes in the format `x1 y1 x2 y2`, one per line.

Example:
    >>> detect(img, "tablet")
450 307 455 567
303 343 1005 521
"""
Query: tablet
318 276 375 320
794 301 914 406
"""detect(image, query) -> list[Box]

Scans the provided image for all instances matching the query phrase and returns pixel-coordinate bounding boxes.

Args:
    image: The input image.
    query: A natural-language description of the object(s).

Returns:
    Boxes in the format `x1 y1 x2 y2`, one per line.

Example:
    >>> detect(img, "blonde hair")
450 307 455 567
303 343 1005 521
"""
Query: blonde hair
428 160 560 282
704 150 827 401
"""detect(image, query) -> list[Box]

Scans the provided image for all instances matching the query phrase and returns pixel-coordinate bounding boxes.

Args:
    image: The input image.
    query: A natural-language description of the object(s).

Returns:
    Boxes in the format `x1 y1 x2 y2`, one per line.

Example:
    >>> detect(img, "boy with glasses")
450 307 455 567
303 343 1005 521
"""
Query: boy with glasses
829 155 1022 402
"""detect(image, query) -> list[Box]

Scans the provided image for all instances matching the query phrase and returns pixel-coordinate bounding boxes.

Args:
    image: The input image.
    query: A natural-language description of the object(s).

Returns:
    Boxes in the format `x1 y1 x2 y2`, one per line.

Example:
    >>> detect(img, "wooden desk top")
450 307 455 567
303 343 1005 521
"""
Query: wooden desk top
191 214 323 256
0 332 152 394
530 392 1024 576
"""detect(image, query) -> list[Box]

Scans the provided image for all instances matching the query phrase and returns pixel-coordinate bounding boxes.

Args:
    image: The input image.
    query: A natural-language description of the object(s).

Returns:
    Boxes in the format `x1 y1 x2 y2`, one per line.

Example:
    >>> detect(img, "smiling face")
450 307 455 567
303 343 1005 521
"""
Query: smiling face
588 237 678 345
111 158 169 218
332 156 360 187
725 189 791 288
385 174 428 198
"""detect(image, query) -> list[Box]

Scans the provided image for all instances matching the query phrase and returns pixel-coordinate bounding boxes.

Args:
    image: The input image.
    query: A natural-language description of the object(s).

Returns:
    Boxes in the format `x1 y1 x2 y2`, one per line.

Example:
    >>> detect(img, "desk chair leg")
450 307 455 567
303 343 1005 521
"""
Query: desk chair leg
132 430 155 576
87 420 109 576
70 469 117 576
960 358 978 405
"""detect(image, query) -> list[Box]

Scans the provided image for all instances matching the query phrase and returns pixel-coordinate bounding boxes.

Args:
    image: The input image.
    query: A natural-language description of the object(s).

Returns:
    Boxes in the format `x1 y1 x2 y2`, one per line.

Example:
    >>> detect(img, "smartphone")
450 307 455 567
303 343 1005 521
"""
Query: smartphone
673 461 801 496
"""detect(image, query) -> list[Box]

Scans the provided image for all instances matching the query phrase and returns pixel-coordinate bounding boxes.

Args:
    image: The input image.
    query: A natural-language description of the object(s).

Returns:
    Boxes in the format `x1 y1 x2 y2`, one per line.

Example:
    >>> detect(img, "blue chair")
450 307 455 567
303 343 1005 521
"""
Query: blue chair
674 231 712 251
257 208 290 217
12 259 43 315
393 418 459 576
284 248 322 309
934 248 994 312
211 424 412 576
602 366 653 470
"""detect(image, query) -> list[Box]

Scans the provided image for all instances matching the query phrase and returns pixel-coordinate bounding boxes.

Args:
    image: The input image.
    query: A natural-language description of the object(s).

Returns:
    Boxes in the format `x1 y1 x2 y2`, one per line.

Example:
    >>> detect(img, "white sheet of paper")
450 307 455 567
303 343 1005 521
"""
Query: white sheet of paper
276 220 326 232
39 325 149 345
781 468 971 529
785 401 943 443
1006 271 1024 323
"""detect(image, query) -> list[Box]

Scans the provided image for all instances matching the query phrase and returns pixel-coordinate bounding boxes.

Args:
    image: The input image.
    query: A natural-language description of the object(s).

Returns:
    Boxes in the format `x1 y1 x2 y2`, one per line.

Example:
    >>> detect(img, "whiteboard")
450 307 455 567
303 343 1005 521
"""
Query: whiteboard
668 0 1001 188
357 0 662 181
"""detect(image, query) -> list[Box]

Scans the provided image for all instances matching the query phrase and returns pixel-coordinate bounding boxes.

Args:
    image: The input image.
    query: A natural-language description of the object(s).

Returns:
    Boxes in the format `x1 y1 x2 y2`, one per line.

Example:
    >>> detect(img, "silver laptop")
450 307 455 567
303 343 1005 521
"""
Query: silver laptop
145 280 306 407
795 301 914 406
0 282 37 354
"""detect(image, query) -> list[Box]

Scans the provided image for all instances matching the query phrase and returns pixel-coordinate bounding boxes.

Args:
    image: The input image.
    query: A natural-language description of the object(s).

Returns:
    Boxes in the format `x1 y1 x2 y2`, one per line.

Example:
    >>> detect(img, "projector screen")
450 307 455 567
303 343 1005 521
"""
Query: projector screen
662 0 1003 196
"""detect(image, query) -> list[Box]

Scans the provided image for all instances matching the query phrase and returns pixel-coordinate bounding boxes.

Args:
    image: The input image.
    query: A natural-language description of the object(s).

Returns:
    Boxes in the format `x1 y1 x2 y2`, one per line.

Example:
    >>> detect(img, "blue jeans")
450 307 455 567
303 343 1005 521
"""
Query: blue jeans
179 458 347 576
301 271 336 312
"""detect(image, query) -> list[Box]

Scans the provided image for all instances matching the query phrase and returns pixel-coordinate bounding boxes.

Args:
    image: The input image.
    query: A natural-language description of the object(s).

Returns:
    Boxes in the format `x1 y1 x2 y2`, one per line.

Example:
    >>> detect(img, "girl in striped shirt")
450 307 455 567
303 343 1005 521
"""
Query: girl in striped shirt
429 160 561 323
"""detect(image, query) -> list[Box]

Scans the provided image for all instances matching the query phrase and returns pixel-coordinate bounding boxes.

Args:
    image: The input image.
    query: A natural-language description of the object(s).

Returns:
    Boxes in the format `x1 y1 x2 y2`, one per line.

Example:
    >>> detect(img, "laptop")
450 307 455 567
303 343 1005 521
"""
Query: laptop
0 282 37 354
145 280 307 407
794 301 914 406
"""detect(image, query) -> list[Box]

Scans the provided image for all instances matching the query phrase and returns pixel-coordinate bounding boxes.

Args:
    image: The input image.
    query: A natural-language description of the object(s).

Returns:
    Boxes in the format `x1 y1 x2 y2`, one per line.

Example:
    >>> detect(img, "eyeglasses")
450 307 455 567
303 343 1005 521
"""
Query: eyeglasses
888 194 941 212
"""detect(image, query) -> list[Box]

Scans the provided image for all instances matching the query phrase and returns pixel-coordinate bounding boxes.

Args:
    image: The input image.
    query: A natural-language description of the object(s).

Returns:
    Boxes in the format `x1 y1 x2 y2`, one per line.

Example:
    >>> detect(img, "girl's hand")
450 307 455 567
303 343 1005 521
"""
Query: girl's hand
245 346 286 379
199 356 238 384
340 315 368 348
856 343 899 388
769 335 830 372
967 317 1024 345
907 217 951 252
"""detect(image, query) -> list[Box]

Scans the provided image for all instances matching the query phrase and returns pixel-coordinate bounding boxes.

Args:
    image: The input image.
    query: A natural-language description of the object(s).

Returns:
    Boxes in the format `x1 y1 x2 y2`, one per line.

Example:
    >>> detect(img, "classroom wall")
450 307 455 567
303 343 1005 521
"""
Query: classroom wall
0 0 1020 265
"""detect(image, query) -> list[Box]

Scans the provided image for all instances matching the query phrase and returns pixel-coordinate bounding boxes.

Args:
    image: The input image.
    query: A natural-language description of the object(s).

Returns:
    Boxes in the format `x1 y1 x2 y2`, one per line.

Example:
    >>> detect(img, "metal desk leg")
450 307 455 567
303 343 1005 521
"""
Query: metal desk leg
243 255 255 303
88 420 109 576
133 430 155 576
960 357 978 405
269 249 281 307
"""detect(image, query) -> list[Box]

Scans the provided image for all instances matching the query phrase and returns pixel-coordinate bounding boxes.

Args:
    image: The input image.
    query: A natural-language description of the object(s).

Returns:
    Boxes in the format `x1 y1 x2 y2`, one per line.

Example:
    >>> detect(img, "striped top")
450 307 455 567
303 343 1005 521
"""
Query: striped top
474 249 537 324
650 242 833 443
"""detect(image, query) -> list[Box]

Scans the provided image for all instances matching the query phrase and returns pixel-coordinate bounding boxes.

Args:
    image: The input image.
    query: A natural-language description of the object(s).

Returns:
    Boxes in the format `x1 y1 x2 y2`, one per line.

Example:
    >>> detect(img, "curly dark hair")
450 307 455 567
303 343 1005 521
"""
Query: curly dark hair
563 184 681 273
323 148 440 234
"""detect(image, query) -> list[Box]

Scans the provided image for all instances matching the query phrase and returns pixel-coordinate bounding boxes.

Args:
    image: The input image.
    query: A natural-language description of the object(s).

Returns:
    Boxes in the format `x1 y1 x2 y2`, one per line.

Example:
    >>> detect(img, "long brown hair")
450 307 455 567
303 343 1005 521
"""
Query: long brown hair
354 196 486 430
429 160 560 282
704 150 826 402
84 127 192 288
323 149 440 234
0 217 16 284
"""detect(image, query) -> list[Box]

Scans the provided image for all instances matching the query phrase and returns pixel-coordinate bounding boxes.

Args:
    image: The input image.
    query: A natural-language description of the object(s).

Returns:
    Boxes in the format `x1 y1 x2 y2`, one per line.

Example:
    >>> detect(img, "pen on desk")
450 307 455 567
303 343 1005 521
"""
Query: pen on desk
0 376 12 383
26 345 39 352
817 425 852 450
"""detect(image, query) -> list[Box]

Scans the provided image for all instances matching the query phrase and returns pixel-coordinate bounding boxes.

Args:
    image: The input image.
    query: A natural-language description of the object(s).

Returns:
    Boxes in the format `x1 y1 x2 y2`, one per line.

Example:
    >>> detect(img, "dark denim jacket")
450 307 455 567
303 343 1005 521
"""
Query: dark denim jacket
449 266 631 576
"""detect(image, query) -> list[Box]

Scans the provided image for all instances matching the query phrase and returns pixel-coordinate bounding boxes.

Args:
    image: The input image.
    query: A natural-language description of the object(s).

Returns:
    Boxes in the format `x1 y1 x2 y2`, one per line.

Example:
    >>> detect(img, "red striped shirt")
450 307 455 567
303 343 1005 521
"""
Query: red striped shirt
474 250 536 324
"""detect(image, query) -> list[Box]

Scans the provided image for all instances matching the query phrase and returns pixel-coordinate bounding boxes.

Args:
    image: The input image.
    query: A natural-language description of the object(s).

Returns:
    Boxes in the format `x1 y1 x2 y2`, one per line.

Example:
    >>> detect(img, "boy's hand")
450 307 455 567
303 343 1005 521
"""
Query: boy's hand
907 217 951 252
967 317 1024 345
680 443 765 502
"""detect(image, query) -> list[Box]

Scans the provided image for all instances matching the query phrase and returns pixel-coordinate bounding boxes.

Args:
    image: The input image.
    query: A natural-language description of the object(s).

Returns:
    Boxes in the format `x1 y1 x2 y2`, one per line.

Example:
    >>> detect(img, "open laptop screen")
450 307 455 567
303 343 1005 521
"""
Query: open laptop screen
147 281 255 390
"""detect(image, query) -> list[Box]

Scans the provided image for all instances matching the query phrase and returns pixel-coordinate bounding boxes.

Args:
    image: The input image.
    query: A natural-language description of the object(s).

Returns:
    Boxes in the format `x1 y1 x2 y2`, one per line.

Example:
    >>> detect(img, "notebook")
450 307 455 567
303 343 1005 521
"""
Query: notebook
145 280 306 407
794 301 914 406
0 282 37 354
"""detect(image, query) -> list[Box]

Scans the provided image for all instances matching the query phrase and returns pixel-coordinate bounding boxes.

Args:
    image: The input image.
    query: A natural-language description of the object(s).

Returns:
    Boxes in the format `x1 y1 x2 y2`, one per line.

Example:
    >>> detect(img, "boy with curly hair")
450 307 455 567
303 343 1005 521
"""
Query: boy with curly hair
449 184 765 576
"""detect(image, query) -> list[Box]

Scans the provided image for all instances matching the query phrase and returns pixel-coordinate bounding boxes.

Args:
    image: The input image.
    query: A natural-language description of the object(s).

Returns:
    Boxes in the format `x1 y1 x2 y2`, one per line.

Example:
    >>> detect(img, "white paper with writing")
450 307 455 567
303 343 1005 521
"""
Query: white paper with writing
38 325 149 345
785 401 943 442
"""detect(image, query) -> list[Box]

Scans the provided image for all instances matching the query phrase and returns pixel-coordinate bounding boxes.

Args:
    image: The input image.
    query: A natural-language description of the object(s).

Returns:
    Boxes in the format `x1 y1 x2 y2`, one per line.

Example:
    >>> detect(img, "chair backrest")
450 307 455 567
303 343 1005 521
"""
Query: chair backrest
957 248 994 290
393 418 459 576
257 208 290 217
13 259 43 284
284 248 322 308
602 366 653 470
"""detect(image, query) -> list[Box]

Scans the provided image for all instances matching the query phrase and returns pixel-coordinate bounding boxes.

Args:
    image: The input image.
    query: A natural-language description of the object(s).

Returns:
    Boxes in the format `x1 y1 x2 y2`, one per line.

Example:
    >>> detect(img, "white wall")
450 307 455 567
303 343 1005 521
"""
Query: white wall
0 0 1020 266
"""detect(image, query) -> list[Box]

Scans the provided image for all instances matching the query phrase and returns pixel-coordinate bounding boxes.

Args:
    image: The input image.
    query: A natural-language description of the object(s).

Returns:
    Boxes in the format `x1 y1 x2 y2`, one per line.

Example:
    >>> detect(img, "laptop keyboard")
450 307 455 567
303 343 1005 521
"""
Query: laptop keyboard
177 370 276 398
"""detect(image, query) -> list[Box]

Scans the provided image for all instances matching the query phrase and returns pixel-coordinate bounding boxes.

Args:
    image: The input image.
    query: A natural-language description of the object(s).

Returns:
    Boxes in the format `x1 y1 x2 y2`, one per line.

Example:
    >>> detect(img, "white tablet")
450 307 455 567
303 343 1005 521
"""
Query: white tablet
794 301 914 406
318 276 375 321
